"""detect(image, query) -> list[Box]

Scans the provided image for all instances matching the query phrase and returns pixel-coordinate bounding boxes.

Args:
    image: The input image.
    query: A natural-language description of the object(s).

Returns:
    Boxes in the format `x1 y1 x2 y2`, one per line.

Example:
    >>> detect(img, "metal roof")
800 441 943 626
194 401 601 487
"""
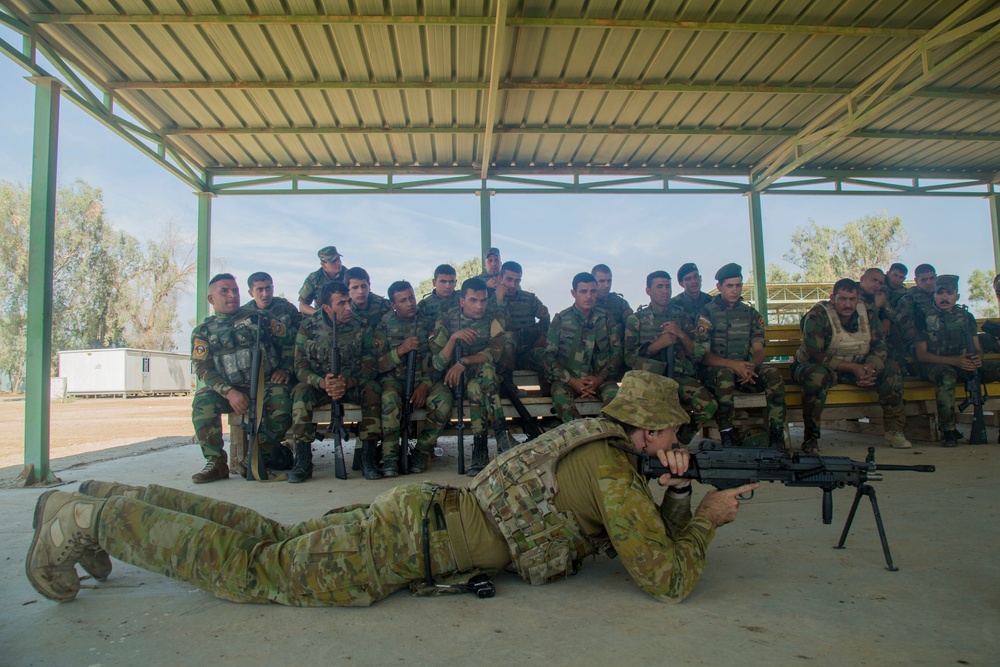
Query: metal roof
1 0 998 192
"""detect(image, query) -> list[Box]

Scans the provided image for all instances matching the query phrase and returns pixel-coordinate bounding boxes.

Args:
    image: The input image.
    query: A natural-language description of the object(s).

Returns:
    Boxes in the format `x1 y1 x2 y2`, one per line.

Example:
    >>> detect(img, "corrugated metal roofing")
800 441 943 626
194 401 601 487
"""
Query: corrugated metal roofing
2 0 998 185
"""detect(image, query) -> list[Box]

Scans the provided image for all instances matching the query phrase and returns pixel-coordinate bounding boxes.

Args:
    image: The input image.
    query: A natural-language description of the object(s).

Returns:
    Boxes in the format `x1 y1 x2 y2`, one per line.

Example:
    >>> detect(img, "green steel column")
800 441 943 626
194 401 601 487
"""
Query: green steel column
747 191 769 323
480 181 492 266
22 77 61 486
195 189 214 325
990 193 1000 275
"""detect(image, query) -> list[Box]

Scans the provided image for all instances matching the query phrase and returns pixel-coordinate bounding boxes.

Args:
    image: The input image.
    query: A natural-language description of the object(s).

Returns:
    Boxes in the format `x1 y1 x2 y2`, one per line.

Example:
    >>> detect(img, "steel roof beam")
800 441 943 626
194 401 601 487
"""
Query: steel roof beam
479 0 508 180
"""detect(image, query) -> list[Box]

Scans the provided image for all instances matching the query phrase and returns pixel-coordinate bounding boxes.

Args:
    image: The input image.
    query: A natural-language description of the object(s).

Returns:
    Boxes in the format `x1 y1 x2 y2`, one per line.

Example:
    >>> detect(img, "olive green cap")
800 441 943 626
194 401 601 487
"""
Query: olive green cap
602 370 690 431
318 246 342 262
715 263 742 282
935 274 959 291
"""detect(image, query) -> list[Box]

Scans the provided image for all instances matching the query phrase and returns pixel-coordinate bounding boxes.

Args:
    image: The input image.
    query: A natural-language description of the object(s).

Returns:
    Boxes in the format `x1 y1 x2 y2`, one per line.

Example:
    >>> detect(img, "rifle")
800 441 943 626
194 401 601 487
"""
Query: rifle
399 317 419 473
328 314 349 480
666 344 675 378
500 374 543 441
958 305 988 445
454 314 466 475
640 440 935 571
242 313 275 481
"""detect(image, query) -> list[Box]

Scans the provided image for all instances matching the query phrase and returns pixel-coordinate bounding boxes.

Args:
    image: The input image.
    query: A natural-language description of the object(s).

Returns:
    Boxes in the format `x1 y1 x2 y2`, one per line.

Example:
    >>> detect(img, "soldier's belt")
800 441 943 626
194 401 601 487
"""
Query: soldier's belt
438 487 474 572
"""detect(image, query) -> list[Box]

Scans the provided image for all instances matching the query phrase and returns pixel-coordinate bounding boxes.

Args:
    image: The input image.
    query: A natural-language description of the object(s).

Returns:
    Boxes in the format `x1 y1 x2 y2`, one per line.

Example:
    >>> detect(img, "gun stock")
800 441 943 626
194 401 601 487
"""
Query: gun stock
329 315 348 480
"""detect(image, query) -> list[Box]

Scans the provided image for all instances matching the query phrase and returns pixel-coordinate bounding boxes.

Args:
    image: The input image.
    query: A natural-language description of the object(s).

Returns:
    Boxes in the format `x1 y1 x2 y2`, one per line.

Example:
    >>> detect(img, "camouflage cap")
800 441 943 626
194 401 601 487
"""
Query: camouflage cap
935 274 959 291
483 247 501 260
602 370 690 431
318 246 342 262
715 263 742 282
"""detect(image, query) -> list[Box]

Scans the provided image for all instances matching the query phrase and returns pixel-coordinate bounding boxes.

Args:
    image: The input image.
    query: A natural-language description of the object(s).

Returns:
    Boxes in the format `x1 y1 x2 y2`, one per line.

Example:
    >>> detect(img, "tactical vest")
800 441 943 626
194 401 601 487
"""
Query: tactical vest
795 302 870 365
506 291 540 332
418 292 461 322
469 418 631 585
300 313 367 379
442 310 498 357
208 311 278 388
704 298 757 360
378 313 428 380
924 308 972 356
632 305 695 377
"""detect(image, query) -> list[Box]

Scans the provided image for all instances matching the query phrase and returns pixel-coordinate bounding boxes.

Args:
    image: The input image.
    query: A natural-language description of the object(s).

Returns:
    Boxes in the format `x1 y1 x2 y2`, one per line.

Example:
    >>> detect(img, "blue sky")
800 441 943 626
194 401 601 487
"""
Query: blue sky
1 55 997 351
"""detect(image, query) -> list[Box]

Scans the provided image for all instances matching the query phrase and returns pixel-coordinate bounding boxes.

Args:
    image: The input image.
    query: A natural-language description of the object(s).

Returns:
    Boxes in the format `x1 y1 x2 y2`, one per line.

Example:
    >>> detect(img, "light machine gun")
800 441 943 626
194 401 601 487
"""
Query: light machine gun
639 441 935 571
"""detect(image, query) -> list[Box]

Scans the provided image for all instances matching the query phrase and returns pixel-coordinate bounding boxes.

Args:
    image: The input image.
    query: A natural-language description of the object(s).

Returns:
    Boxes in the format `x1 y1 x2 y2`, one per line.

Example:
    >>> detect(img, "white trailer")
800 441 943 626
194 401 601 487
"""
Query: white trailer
57 348 194 397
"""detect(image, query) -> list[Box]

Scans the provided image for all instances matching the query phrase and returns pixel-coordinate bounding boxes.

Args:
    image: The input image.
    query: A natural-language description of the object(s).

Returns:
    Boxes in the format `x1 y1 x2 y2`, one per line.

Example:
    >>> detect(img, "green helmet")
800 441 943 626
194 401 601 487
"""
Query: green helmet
602 370 690 431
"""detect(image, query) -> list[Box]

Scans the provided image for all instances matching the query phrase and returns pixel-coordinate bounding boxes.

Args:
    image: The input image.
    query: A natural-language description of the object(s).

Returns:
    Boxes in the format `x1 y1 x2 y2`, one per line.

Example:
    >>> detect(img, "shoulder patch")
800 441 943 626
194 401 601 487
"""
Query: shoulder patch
374 336 385 353
696 316 713 334
758 315 765 327
271 320 286 337
192 339 209 360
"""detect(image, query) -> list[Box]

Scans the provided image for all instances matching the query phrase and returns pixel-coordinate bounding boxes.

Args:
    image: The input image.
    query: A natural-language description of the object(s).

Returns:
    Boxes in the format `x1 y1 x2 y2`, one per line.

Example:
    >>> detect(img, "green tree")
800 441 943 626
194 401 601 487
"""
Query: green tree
966 269 998 319
416 256 484 297
783 212 909 283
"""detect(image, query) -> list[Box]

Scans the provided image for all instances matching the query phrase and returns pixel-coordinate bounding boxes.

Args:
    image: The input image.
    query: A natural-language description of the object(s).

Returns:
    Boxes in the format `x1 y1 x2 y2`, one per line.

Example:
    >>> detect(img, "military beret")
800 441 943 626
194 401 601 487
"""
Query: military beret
318 246 342 262
677 262 699 281
602 370 690 431
483 247 501 260
935 274 959 291
715 263 743 282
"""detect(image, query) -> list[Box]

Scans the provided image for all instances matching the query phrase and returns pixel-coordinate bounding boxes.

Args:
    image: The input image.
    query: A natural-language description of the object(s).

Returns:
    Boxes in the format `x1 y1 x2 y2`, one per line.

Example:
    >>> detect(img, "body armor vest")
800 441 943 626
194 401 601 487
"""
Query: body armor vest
705 299 756 360
795 302 870 365
924 307 972 356
209 312 278 388
443 311 496 357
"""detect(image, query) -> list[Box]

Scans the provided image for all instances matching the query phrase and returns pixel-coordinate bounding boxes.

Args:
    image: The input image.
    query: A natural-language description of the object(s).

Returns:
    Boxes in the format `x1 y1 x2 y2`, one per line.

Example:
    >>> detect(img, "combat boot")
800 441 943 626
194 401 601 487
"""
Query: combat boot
265 444 294 470
467 433 489 477
78 480 144 500
362 440 383 480
940 427 962 447
801 437 820 454
719 428 737 448
26 491 105 602
287 443 314 483
884 430 913 449
493 420 514 454
381 445 399 479
769 425 786 449
352 446 363 471
409 448 432 475
192 457 229 484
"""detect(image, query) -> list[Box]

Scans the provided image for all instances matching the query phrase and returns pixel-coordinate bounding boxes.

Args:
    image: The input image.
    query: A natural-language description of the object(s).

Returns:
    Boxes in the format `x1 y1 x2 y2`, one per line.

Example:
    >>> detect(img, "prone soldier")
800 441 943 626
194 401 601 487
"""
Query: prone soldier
346 266 392 330
189 273 292 482
694 263 786 448
298 246 347 315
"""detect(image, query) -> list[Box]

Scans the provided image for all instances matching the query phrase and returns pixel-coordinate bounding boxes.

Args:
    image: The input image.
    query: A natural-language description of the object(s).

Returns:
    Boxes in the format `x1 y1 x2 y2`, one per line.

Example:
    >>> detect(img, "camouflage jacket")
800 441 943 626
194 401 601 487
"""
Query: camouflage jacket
374 312 436 389
298 266 347 308
244 296 301 376
895 287 936 349
429 310 509 373
352 293 392 331
416 290 461 323
624 303 697 378
884 283 908 309
595 292 633 333
693 296 766 362
920 306 977 357
859 290 895 329
294 311 377 389
668 291 712 333
543 306 622 384
190 307 284 395
495 288 550 351
795 301 887 371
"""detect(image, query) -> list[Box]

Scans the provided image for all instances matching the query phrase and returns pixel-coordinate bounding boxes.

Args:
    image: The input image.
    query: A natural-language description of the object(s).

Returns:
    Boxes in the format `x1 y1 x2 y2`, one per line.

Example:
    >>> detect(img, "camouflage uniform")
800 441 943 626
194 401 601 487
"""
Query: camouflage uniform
919 306 1000 432
543 306 622 422
291 312 381 446
374 312 452 462
624 304 717 444
429 310 510 433
884 283 908 309
668 291 712 333
861 289 907 370
476 270 499 296
416 290 461 323
190 308 292 460
353 293 392 331
694 296 786 431
596 293 633 366
495 288 549 372
96 420 714 606
298 266 347 309
244 296 301 381
791 301 904 441
895 287 936 358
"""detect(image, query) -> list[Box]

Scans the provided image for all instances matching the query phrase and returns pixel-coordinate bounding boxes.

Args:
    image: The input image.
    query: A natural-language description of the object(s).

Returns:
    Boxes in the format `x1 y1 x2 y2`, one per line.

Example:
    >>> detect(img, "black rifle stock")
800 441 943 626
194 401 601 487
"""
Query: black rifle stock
399 317 419 473
500 375 543 441
242 313 274 481
640 441 934 570
958 305 988 445
329 315 348 480
454 337 466 475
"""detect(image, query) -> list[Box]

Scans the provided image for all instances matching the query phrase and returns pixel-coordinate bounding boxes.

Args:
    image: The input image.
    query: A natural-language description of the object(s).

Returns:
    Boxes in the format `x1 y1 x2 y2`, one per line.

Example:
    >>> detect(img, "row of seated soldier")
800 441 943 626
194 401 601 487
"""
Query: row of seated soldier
187 244 999 485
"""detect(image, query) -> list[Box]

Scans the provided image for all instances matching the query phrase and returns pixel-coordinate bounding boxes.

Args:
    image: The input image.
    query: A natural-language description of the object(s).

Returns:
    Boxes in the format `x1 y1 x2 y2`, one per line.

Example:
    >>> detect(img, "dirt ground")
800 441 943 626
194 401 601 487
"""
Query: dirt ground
0 395 196 470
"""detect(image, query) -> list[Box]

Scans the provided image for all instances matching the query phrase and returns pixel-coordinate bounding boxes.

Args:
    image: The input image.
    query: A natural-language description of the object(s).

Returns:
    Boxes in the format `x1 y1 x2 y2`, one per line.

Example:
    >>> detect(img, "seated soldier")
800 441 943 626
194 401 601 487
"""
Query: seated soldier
592 263 633 352
670 262 712 333
859 267 906 370
429 278 514 475
298 246 347 315
290 281 382 481
346 266 392 330
915 275 1000 447
477 247 503 294
189 273 291 482
417 264 460 322
978 274 1000 354
791 279 911 454
694 263 785 448
543 272 622 423
884 262 908 308
896 263 937 363
494 260 550 382
374 280 453 476
625 270 717 444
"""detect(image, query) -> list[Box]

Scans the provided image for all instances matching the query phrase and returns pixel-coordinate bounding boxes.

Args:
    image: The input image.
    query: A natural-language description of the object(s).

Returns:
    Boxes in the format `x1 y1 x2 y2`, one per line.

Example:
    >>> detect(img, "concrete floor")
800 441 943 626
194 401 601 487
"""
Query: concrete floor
0 429 997 667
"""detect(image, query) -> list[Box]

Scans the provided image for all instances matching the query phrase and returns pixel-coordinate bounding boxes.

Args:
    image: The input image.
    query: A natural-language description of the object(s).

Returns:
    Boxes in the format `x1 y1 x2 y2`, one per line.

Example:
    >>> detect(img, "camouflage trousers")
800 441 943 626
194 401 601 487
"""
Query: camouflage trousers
702 365 786 431
550 379 619 423
98 482 474 607
458 361 505 433
674 375 718 445
291 381 382 445
191 384 291 460
792 360 904 440
380 378 453 461
920 360 1000 430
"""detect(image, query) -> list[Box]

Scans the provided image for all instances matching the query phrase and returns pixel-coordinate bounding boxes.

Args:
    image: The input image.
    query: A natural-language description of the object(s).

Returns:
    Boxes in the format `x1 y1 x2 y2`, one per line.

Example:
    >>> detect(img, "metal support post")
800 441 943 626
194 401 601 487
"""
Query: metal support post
747 191 769 322
990 193 1000 275
21 77 61 486
195 188 214 326
480 181 492 266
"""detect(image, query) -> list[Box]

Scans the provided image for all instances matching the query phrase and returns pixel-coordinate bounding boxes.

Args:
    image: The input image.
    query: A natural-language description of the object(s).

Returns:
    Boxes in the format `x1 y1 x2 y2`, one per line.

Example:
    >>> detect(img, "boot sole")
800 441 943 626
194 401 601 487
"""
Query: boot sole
26 490 79 602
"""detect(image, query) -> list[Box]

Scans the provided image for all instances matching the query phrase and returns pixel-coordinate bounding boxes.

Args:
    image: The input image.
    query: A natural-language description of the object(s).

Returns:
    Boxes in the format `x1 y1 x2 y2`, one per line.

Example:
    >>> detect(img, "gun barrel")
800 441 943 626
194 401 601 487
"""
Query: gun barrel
875 464 936 473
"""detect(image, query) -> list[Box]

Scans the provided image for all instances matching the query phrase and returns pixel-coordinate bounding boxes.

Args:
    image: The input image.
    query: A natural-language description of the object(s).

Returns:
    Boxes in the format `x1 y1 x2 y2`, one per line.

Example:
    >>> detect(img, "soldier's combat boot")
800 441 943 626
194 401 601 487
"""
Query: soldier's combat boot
884 430 913 449
381 445 399 479
192 457 229 484
265 444 294 470
467 433 489 477
26 491 104 602
362 440 383 480
719 428 737 448
287 443 314 483
801 437 820 454
769 425 786 449
493 420 514 454
352 446 363 471
409 448 431 475
941 428 960 448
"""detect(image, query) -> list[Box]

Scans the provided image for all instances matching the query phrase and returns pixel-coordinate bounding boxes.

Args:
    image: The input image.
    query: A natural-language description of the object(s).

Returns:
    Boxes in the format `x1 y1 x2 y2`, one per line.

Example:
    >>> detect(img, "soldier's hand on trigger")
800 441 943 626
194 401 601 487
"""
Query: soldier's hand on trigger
695 484 758 528
398 336 420 355
654 447 691 487
451 328 480 345
225 388 250 415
